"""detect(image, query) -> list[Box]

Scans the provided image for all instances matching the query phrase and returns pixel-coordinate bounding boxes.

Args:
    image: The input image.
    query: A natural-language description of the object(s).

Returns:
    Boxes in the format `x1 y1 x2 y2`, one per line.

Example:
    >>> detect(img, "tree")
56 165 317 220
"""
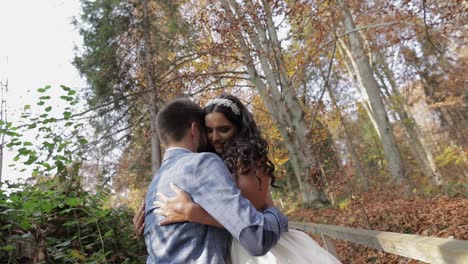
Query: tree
74 0 197 187
141 0 162 174
373 50 443 185
73 0 141 172
204 0 333 206
336 0 407 185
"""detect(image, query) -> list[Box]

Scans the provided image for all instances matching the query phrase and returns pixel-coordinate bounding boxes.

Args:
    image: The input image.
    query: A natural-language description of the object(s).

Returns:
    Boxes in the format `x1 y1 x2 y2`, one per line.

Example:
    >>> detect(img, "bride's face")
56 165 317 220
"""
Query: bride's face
205 112 238 155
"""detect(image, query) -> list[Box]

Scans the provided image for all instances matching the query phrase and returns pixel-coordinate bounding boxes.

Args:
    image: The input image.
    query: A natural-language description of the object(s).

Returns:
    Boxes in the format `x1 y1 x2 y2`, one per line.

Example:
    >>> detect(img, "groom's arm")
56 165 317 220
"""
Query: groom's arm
189 154 288 256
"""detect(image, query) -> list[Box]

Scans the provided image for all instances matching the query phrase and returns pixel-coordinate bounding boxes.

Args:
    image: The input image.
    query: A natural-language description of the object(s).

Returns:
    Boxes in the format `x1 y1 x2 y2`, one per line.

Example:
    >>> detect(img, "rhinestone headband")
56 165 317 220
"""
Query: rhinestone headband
205 98 241 115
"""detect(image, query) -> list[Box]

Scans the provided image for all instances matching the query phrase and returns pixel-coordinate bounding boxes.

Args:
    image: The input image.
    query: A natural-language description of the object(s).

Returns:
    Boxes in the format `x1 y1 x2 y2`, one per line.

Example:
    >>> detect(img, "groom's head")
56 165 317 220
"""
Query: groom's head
156 98 207 152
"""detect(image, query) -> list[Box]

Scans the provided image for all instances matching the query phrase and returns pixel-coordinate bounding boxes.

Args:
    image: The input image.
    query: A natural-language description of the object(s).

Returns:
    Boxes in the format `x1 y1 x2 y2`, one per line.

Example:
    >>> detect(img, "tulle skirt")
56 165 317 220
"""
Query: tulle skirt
230 229 341 264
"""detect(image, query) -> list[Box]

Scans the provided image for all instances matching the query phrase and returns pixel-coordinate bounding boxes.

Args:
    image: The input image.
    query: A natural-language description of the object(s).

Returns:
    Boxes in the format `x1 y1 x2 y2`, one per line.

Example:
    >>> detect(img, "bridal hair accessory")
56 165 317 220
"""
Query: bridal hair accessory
205 98 241 115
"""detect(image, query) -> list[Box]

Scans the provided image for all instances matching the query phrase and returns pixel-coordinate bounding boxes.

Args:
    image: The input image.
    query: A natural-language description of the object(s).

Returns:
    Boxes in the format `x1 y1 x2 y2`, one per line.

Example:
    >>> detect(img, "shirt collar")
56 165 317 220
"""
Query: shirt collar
162 147 192 164
166 147 192 152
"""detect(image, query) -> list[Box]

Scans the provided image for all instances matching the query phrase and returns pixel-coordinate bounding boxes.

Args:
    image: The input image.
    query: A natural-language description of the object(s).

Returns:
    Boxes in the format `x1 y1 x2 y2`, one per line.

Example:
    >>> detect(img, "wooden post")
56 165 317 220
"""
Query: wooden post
321 234 339 258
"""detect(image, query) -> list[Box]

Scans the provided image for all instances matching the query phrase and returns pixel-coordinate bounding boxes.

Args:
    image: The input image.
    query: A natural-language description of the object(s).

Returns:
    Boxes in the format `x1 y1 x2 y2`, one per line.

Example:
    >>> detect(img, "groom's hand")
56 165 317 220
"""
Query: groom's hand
133 201 146 239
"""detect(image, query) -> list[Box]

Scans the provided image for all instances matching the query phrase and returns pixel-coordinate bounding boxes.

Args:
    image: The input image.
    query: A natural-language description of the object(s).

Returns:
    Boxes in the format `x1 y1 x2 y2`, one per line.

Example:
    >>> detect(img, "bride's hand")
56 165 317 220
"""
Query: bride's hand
154 183 194 226
133 201 146 238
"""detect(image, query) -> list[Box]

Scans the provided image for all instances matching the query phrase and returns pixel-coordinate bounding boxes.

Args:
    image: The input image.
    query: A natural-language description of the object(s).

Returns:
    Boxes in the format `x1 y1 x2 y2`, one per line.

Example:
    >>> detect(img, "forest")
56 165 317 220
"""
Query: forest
0 0 466 263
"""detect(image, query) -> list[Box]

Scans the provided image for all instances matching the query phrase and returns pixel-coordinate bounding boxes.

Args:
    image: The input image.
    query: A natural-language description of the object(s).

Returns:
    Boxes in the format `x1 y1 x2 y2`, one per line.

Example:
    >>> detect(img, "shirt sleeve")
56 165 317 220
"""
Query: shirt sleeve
238 206 288 255
188 154 288 256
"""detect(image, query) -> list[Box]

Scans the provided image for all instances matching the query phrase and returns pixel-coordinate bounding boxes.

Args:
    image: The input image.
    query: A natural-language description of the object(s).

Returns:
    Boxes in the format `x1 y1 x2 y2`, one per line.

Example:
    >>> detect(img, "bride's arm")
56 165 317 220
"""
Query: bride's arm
156 165 271 227
155 183 223 227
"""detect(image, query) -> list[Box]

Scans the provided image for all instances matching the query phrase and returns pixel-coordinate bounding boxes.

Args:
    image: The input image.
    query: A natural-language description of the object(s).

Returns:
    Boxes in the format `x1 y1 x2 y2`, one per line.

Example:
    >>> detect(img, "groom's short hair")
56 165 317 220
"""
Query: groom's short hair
156 98 204 145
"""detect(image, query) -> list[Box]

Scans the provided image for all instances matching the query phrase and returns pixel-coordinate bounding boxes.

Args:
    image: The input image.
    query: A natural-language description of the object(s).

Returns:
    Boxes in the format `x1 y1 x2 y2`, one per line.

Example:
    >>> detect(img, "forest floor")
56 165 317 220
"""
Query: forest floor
288 186 468 263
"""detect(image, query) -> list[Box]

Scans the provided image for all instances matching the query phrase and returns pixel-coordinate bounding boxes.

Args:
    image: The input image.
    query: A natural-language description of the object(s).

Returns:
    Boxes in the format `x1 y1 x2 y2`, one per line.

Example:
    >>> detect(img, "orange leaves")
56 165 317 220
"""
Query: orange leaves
250 94 290 176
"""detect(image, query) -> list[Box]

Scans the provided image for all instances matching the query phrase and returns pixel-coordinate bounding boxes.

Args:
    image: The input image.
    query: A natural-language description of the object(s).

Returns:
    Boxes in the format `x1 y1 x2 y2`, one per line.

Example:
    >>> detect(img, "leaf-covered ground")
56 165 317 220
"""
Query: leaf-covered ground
289 187 468 263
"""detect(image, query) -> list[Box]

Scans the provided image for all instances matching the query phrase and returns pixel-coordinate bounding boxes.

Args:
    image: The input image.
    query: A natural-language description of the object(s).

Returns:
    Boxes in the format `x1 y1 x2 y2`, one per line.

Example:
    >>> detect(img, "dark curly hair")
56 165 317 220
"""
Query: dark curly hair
204 94 277 188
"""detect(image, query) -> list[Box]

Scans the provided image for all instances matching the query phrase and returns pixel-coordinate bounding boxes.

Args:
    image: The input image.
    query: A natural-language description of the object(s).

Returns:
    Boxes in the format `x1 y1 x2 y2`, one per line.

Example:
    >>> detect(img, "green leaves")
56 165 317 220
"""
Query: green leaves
63 111 72 119
78 138 88 145
0 179 146 263
2 85 89 178
0 245 15 252
60 95 74 101
66 197 81 207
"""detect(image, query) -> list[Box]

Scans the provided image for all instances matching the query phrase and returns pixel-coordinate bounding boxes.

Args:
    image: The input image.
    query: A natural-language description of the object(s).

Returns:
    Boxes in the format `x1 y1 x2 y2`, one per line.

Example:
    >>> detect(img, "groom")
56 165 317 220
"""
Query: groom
143 98 288 263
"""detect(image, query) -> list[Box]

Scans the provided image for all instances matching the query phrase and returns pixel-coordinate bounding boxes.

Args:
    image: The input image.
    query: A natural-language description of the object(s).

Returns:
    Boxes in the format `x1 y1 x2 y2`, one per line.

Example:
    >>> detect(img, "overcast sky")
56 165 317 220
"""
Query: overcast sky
0 0 85 182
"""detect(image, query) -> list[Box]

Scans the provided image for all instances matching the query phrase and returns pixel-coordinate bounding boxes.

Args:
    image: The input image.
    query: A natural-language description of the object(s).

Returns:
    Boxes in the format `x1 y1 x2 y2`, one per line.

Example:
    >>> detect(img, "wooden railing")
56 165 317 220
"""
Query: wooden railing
290 222 468 264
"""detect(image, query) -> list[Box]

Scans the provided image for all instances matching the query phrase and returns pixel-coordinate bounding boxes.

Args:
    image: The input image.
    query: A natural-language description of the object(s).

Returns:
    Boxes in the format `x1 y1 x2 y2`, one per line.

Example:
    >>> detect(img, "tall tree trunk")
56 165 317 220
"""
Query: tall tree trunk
142 0 161 175
0 81 6 182
222 0 325 207
149 103 161 175
337 39 381 139
337 0 407 185
373 54 443 185
244 56 323 207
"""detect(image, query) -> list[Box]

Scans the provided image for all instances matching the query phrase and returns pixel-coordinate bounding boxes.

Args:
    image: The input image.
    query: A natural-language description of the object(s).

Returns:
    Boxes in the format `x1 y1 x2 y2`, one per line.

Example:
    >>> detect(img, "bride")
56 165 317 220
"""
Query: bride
154 94 341 263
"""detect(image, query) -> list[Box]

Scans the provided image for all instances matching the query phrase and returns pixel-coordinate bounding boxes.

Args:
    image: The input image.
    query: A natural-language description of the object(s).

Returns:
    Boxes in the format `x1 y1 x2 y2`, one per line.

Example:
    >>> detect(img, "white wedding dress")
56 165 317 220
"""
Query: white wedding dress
230 229 341 264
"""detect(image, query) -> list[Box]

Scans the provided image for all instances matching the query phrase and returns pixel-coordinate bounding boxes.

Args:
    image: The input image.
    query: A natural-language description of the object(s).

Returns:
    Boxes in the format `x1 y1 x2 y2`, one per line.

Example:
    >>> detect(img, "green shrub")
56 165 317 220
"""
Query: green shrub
0 179 146 263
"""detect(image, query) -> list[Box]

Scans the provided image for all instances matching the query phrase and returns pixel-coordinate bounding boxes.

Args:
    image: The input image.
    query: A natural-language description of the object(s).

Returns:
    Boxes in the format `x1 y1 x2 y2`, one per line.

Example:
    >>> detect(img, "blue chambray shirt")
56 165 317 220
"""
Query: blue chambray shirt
144 148 288 264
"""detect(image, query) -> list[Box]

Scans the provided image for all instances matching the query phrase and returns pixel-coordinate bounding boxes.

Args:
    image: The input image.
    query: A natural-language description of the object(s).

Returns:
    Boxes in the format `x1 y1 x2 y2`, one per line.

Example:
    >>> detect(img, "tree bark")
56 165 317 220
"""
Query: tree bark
142 0 161 175
337 0 407 185
337 39 381 139
374 54 443 185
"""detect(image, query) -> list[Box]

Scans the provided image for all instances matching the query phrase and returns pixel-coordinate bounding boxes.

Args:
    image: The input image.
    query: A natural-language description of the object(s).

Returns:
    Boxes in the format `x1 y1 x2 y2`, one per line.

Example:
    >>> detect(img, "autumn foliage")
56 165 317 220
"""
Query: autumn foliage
1 0 466 262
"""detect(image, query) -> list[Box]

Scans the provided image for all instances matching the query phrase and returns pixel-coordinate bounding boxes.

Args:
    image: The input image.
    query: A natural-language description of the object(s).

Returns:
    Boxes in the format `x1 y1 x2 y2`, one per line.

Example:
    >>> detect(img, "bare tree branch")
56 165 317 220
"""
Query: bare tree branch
422 0 443 54
306 36 338 137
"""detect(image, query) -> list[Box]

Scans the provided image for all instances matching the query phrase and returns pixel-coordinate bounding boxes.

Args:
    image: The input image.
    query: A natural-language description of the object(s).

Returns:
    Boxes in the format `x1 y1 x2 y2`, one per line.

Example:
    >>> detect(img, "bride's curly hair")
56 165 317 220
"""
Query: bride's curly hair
204 94 277 187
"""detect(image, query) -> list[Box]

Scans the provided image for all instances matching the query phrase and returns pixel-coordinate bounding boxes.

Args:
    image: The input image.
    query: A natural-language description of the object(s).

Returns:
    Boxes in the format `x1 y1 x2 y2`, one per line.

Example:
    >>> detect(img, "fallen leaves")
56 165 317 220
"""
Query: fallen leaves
289 186 467 263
